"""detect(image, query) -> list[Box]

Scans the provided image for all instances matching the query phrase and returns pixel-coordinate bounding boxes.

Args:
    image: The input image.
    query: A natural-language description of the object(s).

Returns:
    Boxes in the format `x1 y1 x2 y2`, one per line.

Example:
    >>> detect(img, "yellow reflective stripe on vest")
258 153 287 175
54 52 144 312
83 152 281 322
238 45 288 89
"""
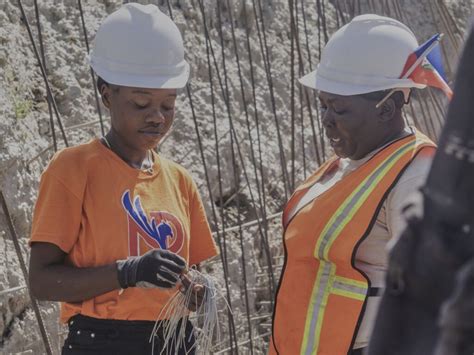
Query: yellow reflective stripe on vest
300 139 416 355
301 261 335 355
332 276 367 301
315 139 416 261
301 267 367 355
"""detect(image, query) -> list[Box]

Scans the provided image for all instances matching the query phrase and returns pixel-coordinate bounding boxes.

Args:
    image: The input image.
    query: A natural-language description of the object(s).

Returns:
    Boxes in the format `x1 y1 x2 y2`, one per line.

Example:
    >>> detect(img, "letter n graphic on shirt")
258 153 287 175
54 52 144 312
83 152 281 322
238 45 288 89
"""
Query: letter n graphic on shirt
121 190 185 256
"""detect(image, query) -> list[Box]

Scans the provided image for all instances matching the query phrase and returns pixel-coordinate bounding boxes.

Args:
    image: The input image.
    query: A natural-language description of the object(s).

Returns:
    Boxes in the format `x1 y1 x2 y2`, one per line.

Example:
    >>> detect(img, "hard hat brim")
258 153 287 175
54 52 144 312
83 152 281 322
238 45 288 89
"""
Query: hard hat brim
299 69 426 96
90 58 190 89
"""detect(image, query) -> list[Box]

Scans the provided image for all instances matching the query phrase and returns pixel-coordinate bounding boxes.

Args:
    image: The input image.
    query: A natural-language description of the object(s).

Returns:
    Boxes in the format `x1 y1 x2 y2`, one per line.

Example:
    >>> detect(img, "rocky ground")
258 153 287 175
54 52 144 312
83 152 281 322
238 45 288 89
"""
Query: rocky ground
0 0 472 353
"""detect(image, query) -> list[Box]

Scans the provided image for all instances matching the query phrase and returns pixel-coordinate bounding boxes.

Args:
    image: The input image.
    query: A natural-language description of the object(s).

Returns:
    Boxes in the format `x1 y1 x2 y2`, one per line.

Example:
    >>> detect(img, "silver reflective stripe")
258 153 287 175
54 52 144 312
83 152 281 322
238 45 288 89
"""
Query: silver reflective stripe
332 280 367 297
304 261 333 355
316 141 415 260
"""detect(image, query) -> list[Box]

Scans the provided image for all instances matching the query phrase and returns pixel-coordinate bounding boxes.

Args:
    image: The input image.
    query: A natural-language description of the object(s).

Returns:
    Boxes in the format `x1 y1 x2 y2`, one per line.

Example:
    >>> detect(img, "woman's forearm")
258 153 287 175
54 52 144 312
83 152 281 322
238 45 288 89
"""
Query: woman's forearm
29 242 186 303
31 262 120 303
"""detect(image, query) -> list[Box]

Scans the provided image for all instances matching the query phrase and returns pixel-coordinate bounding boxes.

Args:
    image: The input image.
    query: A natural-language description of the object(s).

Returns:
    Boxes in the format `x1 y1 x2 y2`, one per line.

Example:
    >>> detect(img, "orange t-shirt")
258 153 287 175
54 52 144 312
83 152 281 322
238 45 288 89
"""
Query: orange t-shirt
30 139 218 323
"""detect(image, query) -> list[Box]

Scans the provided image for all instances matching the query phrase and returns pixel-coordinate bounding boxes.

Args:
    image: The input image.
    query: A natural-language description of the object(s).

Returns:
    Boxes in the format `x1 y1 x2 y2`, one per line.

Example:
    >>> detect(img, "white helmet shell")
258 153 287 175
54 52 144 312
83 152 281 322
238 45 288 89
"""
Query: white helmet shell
89 3 189 89
299 14 426 95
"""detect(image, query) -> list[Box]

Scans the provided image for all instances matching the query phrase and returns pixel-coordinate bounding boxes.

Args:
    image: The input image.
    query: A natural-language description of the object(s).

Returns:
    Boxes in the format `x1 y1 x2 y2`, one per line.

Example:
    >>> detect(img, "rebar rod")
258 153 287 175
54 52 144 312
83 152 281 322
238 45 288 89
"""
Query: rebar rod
18 0 69 147
77 0 105 136
33 0 57 152
0 191 53 355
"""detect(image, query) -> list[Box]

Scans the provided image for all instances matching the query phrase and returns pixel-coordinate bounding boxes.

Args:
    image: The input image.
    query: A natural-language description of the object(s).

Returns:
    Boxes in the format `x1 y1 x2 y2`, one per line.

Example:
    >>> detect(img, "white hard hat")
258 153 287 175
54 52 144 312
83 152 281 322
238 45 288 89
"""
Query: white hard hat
89 3 189 89
299 14 426 95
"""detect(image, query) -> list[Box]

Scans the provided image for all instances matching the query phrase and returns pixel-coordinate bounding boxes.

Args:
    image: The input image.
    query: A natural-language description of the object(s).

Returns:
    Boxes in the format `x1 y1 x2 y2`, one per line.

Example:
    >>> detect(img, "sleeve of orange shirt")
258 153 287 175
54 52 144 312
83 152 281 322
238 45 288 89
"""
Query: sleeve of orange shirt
187 179 219 267
30 153 83 253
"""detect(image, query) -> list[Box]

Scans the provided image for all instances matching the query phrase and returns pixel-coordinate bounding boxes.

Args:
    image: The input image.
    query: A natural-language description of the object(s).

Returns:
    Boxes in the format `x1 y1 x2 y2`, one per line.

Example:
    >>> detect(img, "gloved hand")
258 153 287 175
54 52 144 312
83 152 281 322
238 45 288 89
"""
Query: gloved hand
116 249 186 289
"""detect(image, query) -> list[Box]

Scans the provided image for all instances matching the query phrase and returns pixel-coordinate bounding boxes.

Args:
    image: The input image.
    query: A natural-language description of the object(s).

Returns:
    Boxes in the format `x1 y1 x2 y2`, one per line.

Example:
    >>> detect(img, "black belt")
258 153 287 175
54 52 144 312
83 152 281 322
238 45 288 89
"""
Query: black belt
349 347 367 355
368 287 383 297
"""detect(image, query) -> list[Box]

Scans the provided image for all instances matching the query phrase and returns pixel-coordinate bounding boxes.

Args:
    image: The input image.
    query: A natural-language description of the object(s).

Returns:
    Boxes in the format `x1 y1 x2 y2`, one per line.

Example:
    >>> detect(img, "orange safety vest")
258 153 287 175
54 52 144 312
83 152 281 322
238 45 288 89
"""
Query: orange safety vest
270 132 435 355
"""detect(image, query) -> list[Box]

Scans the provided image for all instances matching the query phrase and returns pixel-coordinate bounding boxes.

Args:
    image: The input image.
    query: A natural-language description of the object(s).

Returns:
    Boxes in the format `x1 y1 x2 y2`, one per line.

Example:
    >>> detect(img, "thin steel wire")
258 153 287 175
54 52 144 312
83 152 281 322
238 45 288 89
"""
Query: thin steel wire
316 0 323 60
201 13 239 355
1 191 53 355
427 0 454 76
300 0 323 165
226 0 276 295
226 0 268 233
0 284 27 297
195 0 276 300
241 0 271 253
435 0 461 52
295 0 325 169
33 0 57 152
425 92 444 136
288 0 297 191
299 86 307 179
252 0 291 199
18 0 69 147
77 0 105 136
413 90 436 139
418 91 441 139
320 0 329 42
213 1 252 349
165 1 239 352
293 0 307 178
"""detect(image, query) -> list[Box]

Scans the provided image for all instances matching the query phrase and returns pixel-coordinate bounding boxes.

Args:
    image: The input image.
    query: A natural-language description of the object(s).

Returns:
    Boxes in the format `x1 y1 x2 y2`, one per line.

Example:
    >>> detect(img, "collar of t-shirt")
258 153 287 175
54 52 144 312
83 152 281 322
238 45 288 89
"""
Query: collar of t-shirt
287 127 414 222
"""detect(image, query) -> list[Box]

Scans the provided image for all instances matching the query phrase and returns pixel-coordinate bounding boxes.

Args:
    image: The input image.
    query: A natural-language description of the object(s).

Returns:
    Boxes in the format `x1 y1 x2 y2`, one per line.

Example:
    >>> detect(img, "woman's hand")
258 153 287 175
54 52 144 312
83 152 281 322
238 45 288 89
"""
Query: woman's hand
179 273 205 312
116 249 186 289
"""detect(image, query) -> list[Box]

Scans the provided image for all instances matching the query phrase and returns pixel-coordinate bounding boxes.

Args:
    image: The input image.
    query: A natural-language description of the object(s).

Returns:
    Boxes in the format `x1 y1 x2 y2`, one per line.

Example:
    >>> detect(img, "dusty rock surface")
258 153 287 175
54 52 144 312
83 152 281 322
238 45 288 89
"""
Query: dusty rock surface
0 0 472 353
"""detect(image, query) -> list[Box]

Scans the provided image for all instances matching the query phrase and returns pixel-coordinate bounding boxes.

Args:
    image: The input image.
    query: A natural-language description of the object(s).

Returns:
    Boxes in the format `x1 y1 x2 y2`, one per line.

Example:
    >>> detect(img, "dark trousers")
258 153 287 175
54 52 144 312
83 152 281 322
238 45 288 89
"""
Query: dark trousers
62 314 195 355
349 348 367 355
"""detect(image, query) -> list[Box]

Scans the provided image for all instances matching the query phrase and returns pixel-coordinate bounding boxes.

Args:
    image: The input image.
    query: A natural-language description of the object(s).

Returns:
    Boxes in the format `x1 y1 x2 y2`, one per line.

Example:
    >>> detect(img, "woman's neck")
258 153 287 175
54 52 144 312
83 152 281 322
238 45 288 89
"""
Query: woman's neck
103 132 152 170
379 126 408 148
351 125 409 162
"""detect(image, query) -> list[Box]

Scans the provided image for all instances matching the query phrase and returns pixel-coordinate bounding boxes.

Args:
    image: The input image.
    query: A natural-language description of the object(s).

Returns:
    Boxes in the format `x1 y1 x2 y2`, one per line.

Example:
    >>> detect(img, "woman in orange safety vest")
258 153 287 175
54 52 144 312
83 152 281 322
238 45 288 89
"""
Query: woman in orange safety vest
269 14 444 355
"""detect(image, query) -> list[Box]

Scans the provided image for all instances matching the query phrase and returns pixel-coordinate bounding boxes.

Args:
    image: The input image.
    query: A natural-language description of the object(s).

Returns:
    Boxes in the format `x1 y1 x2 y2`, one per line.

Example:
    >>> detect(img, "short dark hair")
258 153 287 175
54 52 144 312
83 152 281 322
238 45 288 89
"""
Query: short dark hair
96 76 119 92
358 90 407 109
97 76 108 92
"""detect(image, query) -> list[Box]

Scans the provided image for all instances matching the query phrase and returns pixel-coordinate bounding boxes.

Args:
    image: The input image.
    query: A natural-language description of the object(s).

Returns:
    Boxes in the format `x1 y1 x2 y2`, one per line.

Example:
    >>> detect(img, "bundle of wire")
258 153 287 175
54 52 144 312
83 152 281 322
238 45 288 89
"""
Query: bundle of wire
149 268 223 355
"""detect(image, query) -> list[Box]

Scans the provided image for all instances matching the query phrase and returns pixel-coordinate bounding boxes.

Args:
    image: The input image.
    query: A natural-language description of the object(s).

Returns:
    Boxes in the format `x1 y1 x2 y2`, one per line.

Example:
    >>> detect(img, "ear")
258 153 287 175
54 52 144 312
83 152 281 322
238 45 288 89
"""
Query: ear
378 98 396 122
100 84 111 109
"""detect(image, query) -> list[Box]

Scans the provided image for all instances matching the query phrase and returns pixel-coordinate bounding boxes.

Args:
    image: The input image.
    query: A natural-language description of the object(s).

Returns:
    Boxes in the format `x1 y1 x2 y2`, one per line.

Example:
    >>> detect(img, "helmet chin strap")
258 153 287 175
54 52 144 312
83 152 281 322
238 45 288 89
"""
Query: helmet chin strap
375 88 412 109
375 89 396 109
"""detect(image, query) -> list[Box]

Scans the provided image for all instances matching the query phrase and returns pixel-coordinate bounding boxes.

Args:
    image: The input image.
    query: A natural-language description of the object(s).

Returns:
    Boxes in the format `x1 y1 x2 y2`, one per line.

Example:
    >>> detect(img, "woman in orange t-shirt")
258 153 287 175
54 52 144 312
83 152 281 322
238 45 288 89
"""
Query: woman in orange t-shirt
28 4 218 354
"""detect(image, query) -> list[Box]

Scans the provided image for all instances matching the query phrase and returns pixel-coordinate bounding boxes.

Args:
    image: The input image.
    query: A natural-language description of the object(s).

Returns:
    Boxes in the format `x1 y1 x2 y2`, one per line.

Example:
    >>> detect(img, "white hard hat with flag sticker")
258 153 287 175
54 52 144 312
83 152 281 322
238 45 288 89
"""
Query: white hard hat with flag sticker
299 14 426 95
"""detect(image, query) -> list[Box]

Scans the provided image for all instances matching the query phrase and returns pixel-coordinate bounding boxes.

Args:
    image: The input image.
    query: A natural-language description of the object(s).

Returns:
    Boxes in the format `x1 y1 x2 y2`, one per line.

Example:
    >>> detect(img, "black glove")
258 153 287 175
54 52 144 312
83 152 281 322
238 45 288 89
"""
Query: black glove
116 249 186 289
